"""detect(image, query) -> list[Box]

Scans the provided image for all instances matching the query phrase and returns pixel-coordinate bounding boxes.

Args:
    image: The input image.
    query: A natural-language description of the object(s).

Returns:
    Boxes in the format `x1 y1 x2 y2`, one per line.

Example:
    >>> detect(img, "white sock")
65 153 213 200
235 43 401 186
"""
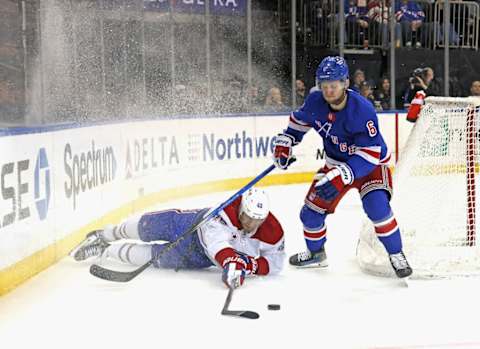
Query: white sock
105 243 152 266
101 216 141 242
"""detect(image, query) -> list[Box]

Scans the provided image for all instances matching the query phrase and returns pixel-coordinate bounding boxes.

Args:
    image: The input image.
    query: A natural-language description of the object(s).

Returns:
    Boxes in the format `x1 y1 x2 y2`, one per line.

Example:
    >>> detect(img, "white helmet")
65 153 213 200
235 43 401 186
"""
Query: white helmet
240 188 269 220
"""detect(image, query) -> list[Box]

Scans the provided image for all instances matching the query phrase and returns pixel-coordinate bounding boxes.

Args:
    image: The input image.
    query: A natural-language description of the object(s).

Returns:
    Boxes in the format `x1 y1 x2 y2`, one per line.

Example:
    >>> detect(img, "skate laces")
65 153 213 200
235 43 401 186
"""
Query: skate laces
82 243 105 258
297 250 312 262
390 252 409 270
77 237 108 259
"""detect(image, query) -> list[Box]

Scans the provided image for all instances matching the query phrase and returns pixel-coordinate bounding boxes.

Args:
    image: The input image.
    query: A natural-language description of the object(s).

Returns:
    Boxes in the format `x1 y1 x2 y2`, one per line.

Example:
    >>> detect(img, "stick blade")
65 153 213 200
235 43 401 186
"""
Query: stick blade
239 311 260 319
221 310 260 319
89 260 153 282
89 264 132 282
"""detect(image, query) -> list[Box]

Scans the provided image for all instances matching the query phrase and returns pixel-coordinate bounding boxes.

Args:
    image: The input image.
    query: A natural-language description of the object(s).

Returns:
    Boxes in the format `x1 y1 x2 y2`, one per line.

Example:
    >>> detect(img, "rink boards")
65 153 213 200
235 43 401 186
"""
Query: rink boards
0 111 409 295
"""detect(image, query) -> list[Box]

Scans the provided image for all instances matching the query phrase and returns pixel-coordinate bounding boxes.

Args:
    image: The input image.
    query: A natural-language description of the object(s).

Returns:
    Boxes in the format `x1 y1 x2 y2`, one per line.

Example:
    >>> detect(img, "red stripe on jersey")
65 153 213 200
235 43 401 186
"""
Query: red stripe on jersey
375 218 398 235
214 247 238 267
289 117 305 128
380 153 391 164
255 256 270 275
251 213 284 245
357 147 381 159
223 197 243 230
289 113 309 126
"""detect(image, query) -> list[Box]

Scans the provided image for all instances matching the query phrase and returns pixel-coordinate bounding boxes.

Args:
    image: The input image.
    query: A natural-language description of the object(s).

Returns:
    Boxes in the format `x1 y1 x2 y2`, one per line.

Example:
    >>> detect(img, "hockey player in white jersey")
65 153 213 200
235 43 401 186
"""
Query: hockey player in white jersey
70 188 286 288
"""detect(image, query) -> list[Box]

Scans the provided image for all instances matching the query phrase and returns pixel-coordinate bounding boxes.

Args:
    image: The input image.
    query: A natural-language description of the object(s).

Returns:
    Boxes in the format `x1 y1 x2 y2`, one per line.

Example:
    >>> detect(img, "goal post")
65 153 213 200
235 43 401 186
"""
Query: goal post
357 96 480 278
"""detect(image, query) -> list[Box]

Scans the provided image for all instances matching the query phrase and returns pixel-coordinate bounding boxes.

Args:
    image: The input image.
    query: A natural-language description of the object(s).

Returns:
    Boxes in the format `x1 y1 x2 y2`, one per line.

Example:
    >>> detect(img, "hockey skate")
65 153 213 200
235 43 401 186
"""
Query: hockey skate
70 230 110 261
289 246 328 268
389 251 413 278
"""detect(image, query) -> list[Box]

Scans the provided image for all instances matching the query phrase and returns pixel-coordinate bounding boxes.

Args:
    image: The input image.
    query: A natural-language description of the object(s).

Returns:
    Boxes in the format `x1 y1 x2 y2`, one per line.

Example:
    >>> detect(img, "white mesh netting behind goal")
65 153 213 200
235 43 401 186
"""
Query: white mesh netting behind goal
357 96 480 278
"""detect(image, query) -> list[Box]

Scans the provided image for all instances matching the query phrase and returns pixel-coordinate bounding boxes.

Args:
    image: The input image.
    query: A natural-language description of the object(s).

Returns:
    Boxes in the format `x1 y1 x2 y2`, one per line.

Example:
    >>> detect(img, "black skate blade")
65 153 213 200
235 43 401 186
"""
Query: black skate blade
221 309 260 319
291 262 329 269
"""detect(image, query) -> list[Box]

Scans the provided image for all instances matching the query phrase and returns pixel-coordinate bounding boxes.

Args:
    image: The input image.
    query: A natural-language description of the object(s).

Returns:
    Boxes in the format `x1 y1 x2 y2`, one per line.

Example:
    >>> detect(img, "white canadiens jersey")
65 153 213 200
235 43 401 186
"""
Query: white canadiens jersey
197 197 286 275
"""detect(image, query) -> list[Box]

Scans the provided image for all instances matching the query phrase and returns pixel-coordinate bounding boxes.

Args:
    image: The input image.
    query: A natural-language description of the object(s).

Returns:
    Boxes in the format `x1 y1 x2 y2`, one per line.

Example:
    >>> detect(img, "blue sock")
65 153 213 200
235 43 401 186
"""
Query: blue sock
300 205 327 253
362 191 402 254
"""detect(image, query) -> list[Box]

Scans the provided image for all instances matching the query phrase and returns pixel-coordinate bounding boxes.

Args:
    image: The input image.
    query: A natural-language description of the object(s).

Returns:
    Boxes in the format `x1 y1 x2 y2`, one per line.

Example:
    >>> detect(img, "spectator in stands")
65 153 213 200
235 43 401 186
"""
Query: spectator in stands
402 67 435 108
427 1 459 47
264 87 289 112
306 0 334 48
470 80 480 97
446 70 464 97
395 0 425 48
359 81 377 109
345 0 370 49
295 79 306 107
374 77 391 110
351 69 366 92
245 83 264 112
367 0 400 49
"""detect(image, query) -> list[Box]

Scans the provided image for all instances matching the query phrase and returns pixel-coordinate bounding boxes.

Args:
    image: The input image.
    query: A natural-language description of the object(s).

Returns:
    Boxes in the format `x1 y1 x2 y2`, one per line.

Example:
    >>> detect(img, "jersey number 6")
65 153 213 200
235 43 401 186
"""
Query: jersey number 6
366 120 377 137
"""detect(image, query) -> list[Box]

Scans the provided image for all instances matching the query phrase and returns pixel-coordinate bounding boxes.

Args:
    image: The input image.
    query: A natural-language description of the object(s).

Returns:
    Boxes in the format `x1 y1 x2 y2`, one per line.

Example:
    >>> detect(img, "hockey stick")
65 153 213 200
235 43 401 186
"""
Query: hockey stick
90 163 280 282
221 286 259 319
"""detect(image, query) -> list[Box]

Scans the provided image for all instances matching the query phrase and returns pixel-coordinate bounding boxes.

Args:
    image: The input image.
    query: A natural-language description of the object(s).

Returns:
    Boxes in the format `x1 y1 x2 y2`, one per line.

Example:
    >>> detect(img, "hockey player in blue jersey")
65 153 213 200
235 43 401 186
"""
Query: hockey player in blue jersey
272 56 412 278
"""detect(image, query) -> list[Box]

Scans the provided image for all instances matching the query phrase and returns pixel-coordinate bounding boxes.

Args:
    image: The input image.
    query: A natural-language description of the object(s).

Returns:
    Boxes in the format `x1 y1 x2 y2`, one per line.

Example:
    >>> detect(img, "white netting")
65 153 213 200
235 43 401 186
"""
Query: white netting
357 97 480 278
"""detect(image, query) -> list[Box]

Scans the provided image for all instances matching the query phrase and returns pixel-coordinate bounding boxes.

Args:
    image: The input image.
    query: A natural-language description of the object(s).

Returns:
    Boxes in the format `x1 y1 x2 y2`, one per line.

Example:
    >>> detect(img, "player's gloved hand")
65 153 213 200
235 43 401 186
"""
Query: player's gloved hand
222 255 248 288
273 133 296 170
235 252 259 275
314 164 353 201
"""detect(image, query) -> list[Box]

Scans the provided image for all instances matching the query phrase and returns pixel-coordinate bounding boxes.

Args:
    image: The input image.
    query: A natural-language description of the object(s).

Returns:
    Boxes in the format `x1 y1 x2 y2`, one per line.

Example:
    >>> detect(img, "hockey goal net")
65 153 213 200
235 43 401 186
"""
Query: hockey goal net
357 96 480 278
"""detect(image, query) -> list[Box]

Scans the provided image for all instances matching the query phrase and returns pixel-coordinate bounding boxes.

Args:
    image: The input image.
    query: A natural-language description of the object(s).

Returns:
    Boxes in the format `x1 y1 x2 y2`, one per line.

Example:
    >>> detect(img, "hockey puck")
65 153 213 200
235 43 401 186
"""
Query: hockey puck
267 304 281 311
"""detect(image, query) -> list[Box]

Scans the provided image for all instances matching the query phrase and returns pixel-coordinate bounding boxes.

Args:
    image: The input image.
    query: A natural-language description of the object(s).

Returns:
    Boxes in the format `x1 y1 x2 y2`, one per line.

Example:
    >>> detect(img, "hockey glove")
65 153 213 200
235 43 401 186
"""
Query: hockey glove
314 164 353 201
222 255 248 289
235 252 259 275
273 133 296 170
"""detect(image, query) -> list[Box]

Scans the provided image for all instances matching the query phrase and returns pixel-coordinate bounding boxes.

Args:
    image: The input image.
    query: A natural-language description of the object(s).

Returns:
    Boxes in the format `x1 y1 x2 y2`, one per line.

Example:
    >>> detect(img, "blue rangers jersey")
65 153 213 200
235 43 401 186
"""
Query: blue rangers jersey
285 89 390 179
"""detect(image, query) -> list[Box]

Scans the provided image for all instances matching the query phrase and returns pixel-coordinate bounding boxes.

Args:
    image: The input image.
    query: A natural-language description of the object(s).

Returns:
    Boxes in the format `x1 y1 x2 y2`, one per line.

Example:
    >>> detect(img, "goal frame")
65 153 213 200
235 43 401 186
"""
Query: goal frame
356 96 480 279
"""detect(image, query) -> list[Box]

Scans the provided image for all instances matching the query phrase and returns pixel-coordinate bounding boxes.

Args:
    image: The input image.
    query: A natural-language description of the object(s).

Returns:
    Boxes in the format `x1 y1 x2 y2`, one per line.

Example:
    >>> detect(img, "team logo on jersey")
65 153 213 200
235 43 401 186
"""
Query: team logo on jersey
327 112 336 122
314 120 333 138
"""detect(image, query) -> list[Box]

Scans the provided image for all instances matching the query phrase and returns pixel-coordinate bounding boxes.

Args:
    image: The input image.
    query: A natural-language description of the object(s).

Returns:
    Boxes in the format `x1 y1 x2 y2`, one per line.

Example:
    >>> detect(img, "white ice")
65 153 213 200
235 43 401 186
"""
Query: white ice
1 183 480 349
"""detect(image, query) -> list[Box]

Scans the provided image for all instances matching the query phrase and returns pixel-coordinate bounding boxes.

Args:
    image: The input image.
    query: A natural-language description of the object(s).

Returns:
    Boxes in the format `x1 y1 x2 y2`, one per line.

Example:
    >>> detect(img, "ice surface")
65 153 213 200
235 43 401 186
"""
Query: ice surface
1 184 480 349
